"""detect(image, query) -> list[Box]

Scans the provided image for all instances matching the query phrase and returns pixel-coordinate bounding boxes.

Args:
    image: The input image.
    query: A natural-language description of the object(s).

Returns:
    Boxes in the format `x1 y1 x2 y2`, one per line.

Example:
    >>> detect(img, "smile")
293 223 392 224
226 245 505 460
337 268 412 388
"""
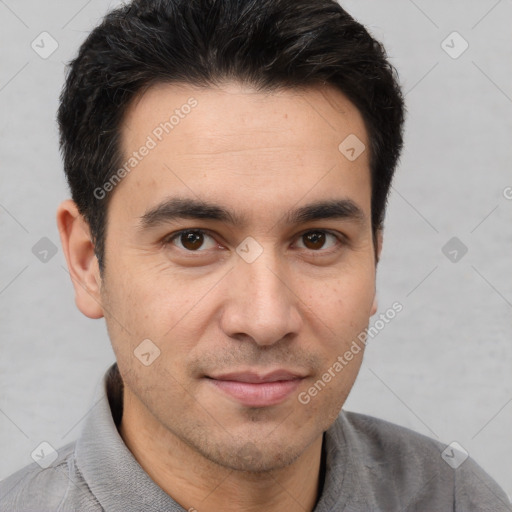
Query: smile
206 370 305 407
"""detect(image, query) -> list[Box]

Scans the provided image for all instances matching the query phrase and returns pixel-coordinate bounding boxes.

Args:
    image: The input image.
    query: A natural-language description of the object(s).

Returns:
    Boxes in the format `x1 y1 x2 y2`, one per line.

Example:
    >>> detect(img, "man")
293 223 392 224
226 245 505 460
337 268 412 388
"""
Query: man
1 0 510 510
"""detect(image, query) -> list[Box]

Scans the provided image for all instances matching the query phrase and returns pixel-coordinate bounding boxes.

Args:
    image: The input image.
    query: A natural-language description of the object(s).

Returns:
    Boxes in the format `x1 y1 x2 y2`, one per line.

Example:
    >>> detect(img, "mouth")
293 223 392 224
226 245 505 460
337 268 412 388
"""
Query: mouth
205 370 306 407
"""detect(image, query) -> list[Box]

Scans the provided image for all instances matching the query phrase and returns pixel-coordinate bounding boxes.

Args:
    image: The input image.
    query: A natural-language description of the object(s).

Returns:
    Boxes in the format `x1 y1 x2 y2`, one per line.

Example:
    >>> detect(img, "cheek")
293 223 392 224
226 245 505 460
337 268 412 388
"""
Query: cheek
102 263 218 379
295 351 365 433
104 260 191 330
304 272 375 330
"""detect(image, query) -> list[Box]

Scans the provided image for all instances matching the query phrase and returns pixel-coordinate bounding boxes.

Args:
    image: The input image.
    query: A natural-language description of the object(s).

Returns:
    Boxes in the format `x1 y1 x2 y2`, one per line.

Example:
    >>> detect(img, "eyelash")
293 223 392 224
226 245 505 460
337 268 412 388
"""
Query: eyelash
162 228 346 255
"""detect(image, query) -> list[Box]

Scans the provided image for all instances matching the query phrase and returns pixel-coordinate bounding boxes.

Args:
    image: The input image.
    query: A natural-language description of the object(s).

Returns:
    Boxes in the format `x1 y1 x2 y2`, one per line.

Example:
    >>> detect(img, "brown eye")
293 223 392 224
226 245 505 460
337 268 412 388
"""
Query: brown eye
302 231 326 250
181 231 204 250
169 230 217 251
296 231 339 251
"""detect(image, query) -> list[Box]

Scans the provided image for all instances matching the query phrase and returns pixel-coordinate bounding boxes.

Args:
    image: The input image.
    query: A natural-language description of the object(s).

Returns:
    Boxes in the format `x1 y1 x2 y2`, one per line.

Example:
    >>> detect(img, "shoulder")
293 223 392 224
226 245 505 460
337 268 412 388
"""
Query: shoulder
0 441 101 512
340 409 447 461
335 410 511 511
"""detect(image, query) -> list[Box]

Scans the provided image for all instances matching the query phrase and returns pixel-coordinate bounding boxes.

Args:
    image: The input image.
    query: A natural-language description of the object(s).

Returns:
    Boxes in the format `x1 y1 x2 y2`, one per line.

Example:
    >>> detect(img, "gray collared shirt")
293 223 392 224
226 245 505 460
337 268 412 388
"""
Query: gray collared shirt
1 364 511 511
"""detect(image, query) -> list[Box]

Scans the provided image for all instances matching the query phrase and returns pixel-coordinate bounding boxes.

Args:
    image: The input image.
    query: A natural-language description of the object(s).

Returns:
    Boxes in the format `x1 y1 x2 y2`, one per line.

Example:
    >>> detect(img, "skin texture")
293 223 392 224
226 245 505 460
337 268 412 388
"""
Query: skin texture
57 82 382 512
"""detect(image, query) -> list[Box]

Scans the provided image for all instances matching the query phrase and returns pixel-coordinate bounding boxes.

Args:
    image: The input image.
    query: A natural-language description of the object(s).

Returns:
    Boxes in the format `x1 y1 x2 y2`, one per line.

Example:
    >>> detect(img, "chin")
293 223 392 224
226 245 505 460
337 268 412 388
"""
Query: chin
201 436 307 474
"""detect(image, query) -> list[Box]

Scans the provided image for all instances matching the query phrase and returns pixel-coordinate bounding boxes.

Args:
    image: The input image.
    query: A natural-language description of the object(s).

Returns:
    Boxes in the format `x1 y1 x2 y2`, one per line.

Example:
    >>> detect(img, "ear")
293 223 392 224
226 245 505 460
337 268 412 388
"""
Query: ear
370 229 384 316
56 199 104 319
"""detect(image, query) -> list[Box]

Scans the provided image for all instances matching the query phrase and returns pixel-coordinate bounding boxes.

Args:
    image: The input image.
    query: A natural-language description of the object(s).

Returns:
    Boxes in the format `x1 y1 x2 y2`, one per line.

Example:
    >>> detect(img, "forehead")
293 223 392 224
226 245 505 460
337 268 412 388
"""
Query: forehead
111 81 371 227
122 81 366 152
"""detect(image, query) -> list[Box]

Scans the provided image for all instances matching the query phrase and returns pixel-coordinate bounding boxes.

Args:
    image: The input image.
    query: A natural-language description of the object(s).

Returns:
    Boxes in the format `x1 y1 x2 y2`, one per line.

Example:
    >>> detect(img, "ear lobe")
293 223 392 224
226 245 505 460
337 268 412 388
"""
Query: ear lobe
370 295 378 316
56 199 104 319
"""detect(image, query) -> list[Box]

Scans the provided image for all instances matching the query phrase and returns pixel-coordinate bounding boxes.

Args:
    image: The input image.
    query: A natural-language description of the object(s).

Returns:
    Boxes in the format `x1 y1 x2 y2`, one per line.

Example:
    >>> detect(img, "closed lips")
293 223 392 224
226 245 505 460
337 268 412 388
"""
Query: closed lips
206 370 306 407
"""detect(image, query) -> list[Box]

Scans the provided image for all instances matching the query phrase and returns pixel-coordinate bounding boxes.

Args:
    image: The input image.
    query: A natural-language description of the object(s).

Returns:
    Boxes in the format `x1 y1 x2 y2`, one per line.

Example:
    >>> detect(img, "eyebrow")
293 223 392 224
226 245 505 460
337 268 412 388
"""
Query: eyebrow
137 196 366 231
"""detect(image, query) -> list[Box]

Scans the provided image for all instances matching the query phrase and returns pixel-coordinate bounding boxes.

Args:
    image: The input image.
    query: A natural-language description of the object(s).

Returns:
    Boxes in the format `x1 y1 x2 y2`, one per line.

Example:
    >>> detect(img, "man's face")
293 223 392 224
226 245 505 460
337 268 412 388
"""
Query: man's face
100 82 378 472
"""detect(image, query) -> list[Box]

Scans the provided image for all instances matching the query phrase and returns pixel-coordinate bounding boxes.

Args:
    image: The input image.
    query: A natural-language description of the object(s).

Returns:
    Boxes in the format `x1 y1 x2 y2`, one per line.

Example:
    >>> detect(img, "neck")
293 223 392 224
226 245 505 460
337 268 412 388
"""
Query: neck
119 389 323 512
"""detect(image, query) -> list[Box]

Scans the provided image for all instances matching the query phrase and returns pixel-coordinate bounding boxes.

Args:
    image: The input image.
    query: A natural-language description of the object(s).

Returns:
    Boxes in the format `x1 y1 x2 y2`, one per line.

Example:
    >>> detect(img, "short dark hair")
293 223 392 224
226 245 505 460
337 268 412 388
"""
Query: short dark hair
58 0 405 273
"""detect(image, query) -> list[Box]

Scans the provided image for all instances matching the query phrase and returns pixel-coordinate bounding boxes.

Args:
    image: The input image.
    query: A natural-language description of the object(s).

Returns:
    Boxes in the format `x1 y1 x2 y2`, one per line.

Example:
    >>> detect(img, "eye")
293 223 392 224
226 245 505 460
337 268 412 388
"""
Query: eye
295 230 340 251
166 229 218 251
163 228 343 255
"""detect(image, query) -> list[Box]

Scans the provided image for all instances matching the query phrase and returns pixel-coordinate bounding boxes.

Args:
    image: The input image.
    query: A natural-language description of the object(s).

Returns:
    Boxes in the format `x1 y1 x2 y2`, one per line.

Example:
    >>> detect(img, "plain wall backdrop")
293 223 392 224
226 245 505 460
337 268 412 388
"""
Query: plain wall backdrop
1 0 511 500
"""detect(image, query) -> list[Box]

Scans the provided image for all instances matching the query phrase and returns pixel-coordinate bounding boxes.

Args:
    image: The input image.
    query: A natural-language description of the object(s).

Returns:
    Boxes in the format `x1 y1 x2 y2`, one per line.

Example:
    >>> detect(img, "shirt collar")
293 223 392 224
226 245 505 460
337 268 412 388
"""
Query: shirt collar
74 364 185 512
74 363 351 512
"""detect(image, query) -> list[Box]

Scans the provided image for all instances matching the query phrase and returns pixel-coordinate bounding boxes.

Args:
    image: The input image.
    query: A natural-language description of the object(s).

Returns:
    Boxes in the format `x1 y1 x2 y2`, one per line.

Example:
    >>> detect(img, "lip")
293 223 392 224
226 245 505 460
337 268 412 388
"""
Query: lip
206 370 306 407
209 370 306 383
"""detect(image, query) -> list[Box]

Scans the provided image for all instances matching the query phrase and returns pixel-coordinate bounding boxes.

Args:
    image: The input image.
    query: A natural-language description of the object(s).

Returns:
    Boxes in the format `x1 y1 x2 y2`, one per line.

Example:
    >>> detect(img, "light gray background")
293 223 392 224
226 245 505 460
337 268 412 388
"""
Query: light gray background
1 0 511 500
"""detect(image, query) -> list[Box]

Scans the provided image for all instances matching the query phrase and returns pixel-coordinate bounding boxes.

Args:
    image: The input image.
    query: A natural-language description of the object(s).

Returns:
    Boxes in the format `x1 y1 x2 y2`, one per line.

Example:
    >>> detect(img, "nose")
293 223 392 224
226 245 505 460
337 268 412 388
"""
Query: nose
219 250 303 346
